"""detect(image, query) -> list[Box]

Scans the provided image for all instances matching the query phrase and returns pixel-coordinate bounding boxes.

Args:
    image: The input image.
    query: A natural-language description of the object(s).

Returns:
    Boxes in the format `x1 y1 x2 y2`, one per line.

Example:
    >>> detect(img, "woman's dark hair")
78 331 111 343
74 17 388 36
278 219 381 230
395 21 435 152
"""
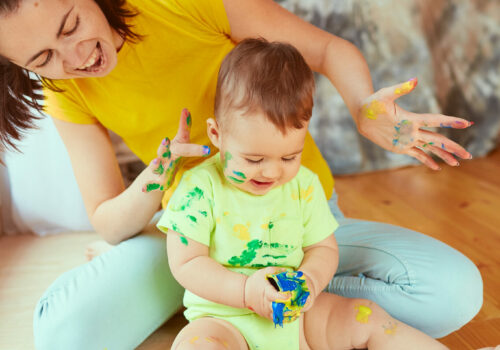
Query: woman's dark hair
0 0 142 152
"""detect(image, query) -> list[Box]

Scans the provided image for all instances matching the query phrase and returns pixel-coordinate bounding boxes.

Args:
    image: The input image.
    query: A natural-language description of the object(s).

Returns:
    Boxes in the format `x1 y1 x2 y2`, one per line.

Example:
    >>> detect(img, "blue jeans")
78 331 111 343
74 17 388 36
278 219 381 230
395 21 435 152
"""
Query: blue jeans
33 193 483 349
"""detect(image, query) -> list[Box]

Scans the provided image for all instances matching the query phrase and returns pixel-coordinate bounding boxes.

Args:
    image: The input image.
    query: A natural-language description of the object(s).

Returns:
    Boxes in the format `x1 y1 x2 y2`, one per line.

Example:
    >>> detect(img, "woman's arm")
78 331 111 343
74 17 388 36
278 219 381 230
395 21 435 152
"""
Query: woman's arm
53 119 164 244
223 0 473 169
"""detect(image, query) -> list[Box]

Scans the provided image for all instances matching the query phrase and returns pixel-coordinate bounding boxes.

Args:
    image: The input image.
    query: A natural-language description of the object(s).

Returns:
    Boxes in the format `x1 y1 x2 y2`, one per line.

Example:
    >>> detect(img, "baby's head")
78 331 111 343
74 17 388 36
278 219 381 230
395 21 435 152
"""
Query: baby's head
207 38 315 195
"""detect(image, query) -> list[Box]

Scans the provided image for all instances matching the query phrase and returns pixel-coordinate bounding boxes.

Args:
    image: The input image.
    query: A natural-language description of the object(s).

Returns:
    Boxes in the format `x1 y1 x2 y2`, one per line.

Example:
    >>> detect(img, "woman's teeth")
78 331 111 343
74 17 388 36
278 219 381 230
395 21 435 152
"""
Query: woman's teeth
78 46 100 70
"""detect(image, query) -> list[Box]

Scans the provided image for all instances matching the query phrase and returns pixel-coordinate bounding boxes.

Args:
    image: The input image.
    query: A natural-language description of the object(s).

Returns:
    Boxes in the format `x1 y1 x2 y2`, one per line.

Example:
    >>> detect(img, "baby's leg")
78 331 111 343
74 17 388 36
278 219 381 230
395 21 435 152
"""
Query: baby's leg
303 293 448 350
172 317 249 350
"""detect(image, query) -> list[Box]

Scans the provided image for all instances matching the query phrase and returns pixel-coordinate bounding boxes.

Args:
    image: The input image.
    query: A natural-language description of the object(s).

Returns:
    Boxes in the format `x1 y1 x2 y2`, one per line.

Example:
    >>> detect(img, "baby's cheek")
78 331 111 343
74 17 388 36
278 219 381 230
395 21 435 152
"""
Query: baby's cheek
225 167 249 185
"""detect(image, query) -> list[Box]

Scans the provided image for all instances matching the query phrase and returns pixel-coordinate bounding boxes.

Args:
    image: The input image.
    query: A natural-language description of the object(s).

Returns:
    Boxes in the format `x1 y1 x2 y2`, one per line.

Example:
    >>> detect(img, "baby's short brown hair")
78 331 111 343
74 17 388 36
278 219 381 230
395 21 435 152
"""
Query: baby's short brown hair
214 38 315 134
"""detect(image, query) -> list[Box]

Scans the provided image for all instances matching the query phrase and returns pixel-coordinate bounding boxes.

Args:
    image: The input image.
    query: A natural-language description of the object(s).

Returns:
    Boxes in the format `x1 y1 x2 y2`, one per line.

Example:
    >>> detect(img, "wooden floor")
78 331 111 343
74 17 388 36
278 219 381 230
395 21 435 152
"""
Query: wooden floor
1 148 499 349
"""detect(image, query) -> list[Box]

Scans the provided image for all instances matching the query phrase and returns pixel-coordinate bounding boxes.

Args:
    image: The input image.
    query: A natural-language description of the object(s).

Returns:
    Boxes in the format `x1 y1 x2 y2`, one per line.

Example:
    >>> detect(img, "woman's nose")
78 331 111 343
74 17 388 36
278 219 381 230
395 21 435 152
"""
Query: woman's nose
60 40 94 69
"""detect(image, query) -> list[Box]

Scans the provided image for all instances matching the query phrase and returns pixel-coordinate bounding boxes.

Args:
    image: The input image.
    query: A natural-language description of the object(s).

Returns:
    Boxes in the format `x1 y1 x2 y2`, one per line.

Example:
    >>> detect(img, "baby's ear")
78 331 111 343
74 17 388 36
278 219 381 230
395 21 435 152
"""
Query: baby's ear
206 118 221 148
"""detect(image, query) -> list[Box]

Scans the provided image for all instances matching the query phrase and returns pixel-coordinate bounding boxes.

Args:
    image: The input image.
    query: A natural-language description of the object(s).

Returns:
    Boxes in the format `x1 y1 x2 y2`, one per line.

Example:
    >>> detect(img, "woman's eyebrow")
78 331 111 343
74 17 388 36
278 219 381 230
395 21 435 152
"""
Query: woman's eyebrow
25 6 74 66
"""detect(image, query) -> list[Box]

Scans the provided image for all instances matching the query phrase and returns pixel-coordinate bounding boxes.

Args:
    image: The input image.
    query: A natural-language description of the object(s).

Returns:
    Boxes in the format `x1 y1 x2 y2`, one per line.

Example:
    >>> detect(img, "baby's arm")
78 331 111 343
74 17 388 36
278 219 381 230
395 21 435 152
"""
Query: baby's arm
167 230 248 309
299 234 339 309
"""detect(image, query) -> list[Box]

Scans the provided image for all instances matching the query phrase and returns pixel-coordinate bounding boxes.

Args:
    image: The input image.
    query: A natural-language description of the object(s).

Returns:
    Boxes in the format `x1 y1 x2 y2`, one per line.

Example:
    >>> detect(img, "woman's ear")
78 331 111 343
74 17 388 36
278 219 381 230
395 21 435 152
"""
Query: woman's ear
206 118 221 148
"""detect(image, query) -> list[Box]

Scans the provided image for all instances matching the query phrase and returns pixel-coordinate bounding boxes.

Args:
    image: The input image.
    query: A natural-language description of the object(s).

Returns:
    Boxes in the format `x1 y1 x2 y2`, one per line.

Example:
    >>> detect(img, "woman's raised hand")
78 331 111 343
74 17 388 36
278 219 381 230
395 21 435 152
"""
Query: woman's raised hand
355 78 473 170
142 108 211 192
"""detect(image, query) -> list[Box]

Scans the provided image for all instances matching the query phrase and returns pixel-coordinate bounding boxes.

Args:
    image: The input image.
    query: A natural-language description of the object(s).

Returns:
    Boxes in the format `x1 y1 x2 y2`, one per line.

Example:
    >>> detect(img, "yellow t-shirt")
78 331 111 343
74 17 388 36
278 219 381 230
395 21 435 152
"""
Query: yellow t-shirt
44 0 334 206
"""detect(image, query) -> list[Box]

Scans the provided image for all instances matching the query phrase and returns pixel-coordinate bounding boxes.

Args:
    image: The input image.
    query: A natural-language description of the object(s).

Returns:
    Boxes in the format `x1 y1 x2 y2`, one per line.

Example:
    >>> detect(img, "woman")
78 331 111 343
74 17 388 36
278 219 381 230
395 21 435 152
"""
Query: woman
0 0 482 348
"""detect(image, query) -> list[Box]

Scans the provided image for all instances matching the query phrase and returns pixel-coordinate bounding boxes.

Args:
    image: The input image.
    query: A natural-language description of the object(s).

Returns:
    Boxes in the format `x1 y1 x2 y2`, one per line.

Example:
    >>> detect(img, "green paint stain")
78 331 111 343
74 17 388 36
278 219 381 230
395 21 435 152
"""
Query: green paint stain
228 239 263 266
268 221 274 230
180 236 188 246
228 176 245 184
146 183 161 192
232 171 246 179
223 151 233 170
162 150 171 159
178 187 205 211
187 215 197 223
154 162 165 175
262 254 286 259
199 210 207 217
186 113 192 127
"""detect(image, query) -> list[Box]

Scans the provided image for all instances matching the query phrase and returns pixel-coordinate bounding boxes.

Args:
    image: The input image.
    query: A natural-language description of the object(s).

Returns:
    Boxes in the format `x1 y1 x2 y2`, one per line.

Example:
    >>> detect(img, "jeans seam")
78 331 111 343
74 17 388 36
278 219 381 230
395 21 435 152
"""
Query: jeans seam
337 243 416 287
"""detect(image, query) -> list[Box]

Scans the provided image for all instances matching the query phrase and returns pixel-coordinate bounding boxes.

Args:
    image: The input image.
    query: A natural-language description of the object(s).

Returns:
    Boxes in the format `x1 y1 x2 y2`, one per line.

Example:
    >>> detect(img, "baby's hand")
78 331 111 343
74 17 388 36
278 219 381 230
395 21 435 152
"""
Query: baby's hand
244 267 290 321
142 108 211 192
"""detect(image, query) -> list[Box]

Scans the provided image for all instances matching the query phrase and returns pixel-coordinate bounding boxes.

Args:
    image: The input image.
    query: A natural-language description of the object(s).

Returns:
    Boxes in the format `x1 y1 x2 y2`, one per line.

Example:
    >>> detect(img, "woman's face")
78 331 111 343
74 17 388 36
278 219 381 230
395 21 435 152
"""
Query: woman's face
0 0 123 79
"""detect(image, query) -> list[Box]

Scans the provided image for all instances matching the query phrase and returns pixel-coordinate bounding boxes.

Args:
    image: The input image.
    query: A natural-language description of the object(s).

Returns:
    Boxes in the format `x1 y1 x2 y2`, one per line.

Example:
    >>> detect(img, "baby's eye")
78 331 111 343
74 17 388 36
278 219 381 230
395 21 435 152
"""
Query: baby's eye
245 158 263 164
282 156 296 162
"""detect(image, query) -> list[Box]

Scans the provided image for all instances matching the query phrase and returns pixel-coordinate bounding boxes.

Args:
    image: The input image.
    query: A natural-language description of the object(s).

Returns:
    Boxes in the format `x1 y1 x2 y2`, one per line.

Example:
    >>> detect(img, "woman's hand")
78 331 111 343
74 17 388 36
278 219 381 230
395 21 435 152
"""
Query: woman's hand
244 267 291 321
355 78 473 170
142 108 211 192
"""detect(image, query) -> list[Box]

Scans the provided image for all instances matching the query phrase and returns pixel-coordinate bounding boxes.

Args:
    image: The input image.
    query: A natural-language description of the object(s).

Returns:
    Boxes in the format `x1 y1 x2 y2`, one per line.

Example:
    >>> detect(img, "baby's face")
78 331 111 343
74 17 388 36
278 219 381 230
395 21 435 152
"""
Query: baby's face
218 112 308 196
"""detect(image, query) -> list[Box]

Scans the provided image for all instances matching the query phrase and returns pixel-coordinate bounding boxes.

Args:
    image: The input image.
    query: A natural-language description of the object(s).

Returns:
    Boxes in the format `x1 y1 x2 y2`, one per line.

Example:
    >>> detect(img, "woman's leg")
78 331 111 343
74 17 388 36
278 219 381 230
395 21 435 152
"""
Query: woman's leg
327 192 483 338
171 318 248 350
303 293 447 350
33 214 184 350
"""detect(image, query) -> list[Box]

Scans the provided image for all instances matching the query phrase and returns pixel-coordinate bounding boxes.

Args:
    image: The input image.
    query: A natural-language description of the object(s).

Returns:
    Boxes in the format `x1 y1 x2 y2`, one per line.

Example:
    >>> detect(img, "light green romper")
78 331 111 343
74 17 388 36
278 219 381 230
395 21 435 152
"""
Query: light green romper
157 154 338 349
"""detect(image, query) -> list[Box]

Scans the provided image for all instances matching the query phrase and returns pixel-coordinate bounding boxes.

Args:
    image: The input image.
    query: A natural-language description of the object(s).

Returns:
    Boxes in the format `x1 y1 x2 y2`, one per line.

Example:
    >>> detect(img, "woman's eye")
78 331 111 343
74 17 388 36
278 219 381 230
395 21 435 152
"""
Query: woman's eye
36 50 53 68
63 16 79 36
245 158 263 164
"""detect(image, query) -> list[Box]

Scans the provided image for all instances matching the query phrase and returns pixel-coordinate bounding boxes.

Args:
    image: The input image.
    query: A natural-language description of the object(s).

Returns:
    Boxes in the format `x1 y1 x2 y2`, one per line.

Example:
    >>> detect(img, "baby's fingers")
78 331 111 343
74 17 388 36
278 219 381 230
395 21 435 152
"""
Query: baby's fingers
156 137 171 160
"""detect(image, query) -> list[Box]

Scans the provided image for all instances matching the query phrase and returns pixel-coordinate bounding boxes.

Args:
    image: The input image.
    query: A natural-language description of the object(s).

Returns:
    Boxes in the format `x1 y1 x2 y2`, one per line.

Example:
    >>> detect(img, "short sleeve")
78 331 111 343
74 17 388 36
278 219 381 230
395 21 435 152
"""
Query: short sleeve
173 0 231 36
43 85 97 124
157 170 215 246
301 174 339 247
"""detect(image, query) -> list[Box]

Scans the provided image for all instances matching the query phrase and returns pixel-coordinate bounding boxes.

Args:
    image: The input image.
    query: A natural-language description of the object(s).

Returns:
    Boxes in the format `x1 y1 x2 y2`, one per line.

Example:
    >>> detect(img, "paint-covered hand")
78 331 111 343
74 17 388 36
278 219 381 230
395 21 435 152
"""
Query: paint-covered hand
355 78 473 170
244 267 291 321
142 108 211 193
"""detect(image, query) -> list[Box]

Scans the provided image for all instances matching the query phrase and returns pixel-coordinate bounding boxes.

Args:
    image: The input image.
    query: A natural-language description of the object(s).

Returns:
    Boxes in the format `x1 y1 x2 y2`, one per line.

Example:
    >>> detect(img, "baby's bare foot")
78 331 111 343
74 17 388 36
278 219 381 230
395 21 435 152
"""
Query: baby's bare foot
85 240 113 261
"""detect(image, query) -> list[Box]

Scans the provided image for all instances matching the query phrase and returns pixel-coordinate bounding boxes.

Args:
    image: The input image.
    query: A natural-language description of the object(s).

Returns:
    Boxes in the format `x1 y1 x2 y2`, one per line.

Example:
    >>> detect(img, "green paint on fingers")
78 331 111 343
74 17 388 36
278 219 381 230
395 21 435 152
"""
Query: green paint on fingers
162 150 171 159
146 183 161 192
186 113 192 127
154 162 165 175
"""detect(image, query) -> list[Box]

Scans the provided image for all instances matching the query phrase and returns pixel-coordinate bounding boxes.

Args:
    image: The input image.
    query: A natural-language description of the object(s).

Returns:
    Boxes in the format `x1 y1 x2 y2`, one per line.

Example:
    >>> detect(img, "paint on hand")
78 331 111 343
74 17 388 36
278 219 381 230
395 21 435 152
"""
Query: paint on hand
223 151 233 170
202 145 211 156
422 142 434 148
189 336 199 344
233 222 251 240
267 271 310 327
361 100 387 120
392 120 413 148
145 183 163 192
354 305 372 324
186 112 192 127
383 321 398 335
162 149 172 159
394 78 417 95
154 162 165 175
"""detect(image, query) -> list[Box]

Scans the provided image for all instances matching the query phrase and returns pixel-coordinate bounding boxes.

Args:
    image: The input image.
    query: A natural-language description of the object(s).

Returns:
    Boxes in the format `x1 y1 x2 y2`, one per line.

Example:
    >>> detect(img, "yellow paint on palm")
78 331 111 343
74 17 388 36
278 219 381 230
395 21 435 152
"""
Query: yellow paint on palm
354 305 372 324
383 321 398 335
233 222 251 240
361 100 386 120
394 78 417 94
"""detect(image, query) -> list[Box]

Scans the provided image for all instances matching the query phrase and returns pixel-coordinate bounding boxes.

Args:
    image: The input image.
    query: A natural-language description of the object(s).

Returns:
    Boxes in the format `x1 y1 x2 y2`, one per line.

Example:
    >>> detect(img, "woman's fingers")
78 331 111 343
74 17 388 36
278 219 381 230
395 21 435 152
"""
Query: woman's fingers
170 142 211 158
407 147 440 170
377 77 418 101
417 141 459 166
175 108 192 142
414 113 473 129
419 129 472 159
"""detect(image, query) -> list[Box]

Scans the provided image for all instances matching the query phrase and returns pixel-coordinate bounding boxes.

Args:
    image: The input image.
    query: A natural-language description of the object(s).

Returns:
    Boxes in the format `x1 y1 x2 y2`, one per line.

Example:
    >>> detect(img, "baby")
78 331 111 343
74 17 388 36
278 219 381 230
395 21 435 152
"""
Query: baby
157 38 447 350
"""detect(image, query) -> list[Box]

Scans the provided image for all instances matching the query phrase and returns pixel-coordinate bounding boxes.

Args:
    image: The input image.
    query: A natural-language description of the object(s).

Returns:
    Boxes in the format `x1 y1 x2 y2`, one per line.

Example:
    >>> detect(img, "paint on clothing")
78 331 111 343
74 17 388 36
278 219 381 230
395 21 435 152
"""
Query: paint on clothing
233 222 251 241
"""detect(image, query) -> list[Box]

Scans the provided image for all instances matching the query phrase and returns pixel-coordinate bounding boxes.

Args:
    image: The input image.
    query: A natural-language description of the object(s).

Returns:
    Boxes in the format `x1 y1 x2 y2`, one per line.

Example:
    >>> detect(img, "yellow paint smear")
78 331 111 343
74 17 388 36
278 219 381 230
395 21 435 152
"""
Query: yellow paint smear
233 222 251 240
384 321 398 335
354 305 372 324
189 335 199 344
362 100 386 120
394 79 417 95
